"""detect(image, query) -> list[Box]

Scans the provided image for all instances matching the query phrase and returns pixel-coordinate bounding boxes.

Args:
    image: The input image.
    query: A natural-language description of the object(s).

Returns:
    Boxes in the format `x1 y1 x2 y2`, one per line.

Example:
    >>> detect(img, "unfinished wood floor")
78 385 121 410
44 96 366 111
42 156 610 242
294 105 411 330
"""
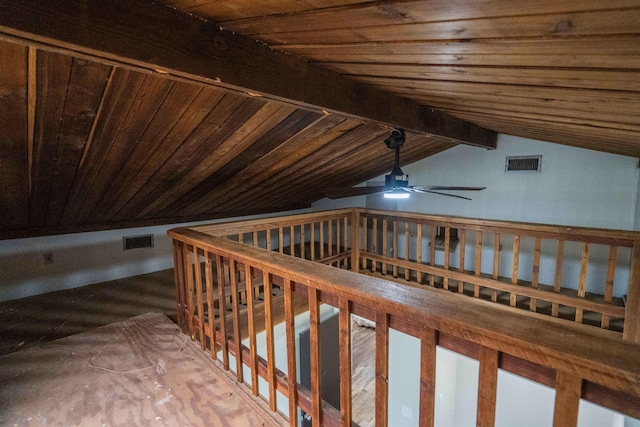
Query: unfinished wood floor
0 268 376 426
0 312 285 426
0 269 176 356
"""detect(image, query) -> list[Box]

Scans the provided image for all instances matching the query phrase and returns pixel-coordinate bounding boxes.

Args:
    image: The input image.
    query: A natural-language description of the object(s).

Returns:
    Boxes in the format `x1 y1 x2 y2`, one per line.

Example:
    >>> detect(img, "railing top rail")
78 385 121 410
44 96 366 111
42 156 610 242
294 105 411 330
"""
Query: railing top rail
181 209 354 237
357 208 640 246
168 227 640 398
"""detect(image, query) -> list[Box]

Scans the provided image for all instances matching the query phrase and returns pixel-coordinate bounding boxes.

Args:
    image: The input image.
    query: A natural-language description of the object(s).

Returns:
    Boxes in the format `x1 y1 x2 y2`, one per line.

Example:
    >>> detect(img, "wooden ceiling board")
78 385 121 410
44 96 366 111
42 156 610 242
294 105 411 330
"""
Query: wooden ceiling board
159 108 324 217
132 100 288 221
190 115 357 214
90 85 226 223
222 9 640 45
43 58 113 229
59 68 151 226
0 41 29 229
0 0 496 147
1 1 639 237
217 123 390 214
213 0 640 32
337 64 640 93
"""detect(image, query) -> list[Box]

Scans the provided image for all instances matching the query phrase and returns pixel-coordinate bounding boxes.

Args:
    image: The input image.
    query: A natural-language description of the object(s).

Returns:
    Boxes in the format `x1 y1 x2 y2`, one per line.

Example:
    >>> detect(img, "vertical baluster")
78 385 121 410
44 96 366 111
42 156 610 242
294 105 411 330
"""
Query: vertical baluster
184 245 196 339
477 346 499 427
290 225 295 256
216 255 229 370
458 229 466 293
230 259 243 383
623 241 640 343
492 233 501 302
284 279 299 427
204 252 217 358
430 225 436 287
311 222 316 261
475 231 482 298
279 227 284 254
344 216 349 266
361 217 367 271
602 246 617 329
553 372 581 427
531 238 542 312
443 227 450 290
417 224 423 284
382 219 388 275
245 264 258 396
552 241 565 317
393 220 399 278
320 221 325 259
264 270 277 411
253 230 258 247
238 233 244 245
351 212 360 273
328 219 334 259
309 288 322 426
405 222 411 280
510 235 520 307
339 297 352 427
419 327 437 427
575 243 590 323
267 229 272 252
372 217 378 273
194 249 206 351
375 311 389 427
300 224 306 260
173 241 186 329
336 220 341 267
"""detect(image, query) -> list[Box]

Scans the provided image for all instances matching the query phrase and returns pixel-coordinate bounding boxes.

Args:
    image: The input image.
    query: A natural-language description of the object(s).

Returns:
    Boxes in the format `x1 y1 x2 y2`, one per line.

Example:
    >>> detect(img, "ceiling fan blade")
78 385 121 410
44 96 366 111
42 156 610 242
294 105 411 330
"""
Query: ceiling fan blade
413 186 486 191
323 186 388 199
410 188 473 200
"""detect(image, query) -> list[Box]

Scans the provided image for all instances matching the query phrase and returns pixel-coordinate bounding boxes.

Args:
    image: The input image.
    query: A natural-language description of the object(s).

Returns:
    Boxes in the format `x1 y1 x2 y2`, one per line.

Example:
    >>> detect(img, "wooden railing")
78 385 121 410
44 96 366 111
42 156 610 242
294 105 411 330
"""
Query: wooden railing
355 210 640 339
169 209 640 426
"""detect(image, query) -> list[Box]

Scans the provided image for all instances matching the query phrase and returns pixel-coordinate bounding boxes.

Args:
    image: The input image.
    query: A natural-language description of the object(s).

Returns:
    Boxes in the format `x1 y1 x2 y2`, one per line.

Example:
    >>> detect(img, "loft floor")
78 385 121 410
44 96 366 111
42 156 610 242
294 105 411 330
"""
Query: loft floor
0 311 284 426
0 269 176 356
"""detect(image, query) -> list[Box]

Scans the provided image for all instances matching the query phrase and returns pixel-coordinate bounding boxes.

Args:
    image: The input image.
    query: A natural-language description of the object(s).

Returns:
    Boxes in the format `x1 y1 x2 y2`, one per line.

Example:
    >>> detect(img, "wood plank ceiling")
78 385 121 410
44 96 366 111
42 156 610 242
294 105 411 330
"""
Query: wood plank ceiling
1 0 639 238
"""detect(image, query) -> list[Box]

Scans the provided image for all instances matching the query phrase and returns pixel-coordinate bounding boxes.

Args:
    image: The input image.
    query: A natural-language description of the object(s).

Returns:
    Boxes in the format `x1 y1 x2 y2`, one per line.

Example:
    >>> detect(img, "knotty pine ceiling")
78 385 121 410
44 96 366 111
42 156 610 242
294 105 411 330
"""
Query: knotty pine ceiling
1 0 639 238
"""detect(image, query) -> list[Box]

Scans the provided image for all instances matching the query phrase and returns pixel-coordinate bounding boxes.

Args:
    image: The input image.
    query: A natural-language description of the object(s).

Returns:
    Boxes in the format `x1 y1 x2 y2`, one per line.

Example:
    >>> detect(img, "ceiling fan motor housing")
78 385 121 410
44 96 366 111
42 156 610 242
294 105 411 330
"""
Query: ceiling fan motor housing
385 171 409 188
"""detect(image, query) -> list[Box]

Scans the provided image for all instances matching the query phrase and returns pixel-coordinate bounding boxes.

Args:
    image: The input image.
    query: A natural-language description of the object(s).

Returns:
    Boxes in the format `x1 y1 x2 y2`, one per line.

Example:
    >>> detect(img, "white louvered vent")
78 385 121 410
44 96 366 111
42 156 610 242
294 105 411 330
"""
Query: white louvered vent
123 234 154 250
505 155 542 173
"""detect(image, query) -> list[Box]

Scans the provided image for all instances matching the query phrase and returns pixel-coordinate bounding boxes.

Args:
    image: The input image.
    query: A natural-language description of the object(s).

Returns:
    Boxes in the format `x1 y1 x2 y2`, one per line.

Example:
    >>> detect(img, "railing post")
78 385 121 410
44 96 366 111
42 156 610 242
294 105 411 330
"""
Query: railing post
553 371 581 427
623 240 640 342
351 210 360 272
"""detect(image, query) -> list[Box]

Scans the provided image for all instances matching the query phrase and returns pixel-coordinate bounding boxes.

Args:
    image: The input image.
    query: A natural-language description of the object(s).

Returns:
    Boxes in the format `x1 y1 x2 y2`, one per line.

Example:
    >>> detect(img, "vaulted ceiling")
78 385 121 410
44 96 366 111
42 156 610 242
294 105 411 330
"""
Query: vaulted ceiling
0 0 638 238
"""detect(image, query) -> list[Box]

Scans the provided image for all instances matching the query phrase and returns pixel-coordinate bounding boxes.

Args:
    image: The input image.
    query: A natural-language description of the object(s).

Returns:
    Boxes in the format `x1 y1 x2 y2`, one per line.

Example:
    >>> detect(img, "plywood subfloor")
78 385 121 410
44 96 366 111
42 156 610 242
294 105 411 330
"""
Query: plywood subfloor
0 311 285 426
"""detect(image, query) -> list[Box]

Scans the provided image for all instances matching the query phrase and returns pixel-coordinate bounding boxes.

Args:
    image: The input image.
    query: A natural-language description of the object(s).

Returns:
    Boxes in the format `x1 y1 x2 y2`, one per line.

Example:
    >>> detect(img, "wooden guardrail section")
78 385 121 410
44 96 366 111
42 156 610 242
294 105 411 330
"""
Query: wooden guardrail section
354 210 640 339
169 208 640 426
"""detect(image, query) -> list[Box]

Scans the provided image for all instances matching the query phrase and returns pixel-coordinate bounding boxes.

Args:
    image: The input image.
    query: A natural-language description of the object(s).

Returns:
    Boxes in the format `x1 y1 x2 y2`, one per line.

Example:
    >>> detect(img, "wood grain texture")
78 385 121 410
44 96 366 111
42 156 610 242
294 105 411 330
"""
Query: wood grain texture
0 0 496 147
0 312 285 426
477 346 499 427
2 1 640 236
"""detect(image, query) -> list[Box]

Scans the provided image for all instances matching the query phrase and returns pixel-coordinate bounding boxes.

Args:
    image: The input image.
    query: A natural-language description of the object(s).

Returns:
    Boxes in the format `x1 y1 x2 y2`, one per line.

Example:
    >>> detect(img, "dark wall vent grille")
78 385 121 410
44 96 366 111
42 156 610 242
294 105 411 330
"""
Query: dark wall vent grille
505 155 542 172
123 234 154 250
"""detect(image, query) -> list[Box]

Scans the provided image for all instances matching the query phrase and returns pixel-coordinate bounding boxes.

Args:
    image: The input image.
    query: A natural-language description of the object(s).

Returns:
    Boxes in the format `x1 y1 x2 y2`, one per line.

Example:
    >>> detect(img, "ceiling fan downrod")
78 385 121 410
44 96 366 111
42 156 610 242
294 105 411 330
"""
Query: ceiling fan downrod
385 128 408 187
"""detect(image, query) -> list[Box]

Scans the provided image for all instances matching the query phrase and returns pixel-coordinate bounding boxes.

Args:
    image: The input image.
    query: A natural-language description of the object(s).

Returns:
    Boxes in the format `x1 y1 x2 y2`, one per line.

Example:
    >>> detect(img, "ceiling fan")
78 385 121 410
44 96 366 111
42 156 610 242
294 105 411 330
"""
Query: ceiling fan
323 128 486 200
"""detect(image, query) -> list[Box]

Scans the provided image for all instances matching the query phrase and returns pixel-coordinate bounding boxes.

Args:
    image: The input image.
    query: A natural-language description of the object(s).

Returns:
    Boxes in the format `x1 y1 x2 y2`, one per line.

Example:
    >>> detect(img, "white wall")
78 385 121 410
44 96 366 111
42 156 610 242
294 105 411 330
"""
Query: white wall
393 134 638 230
0 209 313 302
365 135 639 230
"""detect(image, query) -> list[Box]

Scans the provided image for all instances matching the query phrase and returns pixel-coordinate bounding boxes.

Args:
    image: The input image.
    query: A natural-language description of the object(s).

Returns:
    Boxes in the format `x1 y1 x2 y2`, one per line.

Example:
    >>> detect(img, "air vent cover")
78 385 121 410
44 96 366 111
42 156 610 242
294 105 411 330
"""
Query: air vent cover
123 234 154 250
505 155 542 172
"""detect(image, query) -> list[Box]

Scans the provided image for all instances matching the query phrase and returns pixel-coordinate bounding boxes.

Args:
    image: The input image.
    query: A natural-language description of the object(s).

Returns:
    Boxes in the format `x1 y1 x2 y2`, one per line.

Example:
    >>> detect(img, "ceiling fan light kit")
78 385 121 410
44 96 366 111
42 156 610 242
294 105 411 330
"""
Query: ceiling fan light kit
384 189 410 199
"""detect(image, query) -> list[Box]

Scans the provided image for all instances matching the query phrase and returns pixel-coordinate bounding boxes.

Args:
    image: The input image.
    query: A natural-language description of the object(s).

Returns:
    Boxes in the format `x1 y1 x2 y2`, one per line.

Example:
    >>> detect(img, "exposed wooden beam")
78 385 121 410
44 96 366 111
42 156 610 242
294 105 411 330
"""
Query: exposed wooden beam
0 0 496 148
